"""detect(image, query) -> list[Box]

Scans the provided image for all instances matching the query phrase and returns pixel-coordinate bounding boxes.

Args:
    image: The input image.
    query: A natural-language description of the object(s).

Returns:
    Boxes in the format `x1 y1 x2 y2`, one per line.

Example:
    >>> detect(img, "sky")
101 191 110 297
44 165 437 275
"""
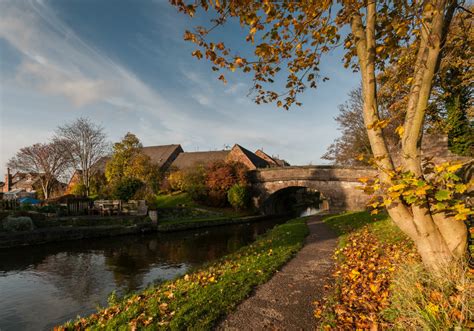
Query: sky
0 0 360 179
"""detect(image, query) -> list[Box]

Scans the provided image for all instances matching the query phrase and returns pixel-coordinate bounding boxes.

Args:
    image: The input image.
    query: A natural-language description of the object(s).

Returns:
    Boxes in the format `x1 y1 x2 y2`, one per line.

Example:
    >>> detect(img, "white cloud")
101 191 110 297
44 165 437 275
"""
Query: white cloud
16 61 112 107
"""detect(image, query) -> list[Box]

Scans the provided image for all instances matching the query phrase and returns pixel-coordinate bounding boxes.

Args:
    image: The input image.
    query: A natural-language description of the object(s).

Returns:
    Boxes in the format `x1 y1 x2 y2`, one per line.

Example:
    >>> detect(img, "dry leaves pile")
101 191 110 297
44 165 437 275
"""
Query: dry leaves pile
314 227 417 329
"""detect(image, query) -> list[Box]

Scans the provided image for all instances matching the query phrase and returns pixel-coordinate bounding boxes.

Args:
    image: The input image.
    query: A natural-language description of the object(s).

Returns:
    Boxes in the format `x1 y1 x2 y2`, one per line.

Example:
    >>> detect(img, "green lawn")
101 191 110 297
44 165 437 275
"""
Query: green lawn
59 216 309 330
154 192 197 208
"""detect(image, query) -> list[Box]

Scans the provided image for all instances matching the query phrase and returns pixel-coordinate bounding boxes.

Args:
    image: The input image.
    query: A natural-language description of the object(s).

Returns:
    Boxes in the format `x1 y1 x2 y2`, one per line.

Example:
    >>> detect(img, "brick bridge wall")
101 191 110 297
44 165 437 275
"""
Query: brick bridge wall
249 166 377 211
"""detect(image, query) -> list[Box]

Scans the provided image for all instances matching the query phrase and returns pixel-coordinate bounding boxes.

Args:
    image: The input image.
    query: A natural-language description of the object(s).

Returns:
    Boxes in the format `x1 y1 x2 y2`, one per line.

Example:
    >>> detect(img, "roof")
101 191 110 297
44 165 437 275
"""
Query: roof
232 144 269 168
255 149 278 166
89 144 183 173
10 173 41 189
171 150 230 170
141 144 183 168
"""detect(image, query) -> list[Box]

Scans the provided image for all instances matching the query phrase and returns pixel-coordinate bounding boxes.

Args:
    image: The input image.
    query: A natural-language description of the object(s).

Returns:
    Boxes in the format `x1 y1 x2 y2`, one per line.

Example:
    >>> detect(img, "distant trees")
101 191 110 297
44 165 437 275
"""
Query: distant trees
7 141 69 199
56 117 109 196
322 88 373 166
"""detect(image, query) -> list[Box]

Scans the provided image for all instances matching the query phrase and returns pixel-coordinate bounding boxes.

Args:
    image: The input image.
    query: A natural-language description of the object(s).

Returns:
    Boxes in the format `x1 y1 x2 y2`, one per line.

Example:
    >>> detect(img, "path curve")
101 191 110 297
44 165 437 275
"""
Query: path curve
217 215 337 330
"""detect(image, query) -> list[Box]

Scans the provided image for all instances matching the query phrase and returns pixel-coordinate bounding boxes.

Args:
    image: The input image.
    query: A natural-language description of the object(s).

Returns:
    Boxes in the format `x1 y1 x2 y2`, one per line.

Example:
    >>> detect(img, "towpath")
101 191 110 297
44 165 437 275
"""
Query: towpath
217 215 337 330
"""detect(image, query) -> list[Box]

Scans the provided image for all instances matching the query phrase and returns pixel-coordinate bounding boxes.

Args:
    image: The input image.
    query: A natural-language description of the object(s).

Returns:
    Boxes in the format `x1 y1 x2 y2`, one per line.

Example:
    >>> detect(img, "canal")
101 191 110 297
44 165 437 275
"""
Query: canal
0 217 287 330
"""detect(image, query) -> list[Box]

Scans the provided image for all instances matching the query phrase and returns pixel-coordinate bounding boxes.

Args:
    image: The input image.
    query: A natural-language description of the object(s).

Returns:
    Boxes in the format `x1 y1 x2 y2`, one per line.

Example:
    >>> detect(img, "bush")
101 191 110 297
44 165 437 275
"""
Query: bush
182 166 208 202
227 184 250 210
70 182 87 196
112 177 144 201
2 216 35 232
168 170 187 192
204 161 249 207
37 205 57 214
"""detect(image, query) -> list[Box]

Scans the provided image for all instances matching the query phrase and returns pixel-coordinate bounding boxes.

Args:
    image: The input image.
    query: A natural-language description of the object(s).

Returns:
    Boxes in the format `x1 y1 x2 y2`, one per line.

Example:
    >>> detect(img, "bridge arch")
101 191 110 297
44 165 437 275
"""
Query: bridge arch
249 166 376 212
259 186 325 215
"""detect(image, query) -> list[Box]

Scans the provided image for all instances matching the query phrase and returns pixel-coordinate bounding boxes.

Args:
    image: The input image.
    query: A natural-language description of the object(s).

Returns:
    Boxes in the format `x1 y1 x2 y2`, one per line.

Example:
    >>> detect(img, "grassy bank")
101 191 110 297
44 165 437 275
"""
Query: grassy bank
316 212 472 330
155 193 254 221
59 216 309 330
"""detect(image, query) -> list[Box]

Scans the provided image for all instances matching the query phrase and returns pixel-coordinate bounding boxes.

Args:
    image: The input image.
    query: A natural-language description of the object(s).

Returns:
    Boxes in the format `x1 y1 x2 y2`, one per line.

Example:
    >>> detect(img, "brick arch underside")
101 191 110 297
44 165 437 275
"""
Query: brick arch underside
252 179 370 211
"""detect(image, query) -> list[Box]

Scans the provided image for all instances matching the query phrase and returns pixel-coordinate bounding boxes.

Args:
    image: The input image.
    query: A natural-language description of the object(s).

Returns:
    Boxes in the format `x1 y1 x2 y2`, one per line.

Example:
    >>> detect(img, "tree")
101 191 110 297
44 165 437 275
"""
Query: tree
56 117 109 196
322 87 372 166
228 184 250 210
112 177 144 201
172 0 472 270
8 142 68 199
205 161 248 207
105 133 162 194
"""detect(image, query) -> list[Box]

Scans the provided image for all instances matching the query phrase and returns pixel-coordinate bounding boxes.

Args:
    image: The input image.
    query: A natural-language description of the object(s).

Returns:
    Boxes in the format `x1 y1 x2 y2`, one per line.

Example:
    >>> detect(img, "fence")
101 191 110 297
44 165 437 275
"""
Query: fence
0 200 20 211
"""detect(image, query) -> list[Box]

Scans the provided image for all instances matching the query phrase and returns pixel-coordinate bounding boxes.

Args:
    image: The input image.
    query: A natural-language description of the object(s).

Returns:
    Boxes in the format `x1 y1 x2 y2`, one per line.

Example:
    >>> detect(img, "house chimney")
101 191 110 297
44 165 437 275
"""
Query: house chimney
4 168 11 192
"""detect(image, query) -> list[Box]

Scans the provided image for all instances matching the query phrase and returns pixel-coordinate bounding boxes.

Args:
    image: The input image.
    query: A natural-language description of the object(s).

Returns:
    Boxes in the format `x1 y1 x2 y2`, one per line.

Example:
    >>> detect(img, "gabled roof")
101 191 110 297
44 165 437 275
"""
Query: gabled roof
171 150 230 170
141 144 183 168
89 144 183 174
255 149 279 166
274 158 290 167
231 144 269 169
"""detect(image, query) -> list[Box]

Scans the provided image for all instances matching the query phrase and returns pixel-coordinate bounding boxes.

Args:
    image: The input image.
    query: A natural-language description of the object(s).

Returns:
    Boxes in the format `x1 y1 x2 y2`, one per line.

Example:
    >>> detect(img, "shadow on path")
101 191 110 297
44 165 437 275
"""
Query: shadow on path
217 215 338 330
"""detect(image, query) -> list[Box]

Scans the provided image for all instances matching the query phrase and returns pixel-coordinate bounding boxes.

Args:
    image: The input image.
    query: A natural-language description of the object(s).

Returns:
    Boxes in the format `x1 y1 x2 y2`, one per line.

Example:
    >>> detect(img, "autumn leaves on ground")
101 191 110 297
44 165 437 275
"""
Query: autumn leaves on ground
317 212 473 330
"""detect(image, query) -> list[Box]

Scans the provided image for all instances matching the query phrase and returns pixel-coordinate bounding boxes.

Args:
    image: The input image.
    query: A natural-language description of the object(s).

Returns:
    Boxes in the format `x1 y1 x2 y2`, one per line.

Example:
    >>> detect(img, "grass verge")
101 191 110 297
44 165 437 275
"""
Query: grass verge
316 211 472 330
58 216 309 330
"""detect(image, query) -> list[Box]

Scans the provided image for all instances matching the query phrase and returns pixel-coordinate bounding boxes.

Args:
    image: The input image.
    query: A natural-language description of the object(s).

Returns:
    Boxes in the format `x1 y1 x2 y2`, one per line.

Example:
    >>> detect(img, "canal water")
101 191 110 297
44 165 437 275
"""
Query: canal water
0 218 287 331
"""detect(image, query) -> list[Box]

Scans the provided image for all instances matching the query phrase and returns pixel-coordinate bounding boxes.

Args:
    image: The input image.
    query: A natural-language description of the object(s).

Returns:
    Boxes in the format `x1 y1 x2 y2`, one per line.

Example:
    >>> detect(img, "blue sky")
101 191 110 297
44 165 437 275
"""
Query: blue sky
0 0 359 178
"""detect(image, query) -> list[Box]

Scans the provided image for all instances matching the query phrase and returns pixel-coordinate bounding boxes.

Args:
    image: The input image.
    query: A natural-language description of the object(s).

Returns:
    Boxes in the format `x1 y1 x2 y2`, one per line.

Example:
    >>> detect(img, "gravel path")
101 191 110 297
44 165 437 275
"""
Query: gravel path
217 215 337 330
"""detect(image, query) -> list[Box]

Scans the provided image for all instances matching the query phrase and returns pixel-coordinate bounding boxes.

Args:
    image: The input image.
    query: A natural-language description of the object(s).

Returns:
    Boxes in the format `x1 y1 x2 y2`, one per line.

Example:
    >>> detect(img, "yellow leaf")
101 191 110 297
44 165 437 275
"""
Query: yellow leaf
395 125 404 138
446 164 462 172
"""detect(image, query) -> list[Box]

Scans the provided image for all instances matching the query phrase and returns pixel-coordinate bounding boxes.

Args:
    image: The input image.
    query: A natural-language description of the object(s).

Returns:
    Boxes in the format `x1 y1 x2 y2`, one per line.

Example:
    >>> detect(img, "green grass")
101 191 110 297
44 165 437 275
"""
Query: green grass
60 217 309 330
155 193 197 209
322 211 398 248
155 193 254 223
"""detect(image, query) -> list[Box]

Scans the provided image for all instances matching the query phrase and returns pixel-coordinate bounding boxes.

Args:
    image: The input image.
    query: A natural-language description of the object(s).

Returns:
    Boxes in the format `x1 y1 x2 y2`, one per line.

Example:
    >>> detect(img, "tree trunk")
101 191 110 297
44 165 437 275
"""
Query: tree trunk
350 0 468 271
388 208 467 270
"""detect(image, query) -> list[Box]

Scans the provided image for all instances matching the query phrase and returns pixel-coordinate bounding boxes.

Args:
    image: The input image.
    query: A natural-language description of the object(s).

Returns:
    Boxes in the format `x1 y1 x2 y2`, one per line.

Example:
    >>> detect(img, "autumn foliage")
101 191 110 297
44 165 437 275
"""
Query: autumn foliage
314 228 417 329
316 212 473 329
205 161 248 207
166 161 249 207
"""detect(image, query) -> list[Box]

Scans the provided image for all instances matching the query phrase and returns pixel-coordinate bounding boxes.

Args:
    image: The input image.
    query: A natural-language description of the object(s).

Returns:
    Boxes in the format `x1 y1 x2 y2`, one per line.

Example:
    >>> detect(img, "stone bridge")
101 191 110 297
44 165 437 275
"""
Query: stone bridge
249 166 377 213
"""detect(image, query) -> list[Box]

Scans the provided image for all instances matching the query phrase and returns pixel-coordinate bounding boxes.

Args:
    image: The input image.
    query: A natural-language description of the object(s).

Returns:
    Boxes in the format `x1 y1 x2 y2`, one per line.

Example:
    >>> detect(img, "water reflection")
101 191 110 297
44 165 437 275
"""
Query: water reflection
299 206 321 217
0 218 285 331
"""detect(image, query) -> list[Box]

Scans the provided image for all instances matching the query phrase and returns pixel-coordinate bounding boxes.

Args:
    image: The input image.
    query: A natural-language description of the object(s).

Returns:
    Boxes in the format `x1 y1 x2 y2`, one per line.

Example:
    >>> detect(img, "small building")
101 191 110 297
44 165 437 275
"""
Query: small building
2 168 65 199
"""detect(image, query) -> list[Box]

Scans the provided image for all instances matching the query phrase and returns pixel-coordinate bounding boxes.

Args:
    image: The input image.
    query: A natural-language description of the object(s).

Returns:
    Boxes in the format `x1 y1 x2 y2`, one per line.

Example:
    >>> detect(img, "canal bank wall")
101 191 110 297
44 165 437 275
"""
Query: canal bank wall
0 215 272 249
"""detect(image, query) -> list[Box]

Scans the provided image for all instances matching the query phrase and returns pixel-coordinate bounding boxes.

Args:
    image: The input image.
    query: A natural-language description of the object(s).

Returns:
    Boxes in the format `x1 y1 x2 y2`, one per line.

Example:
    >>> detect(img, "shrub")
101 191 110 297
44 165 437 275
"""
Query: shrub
2 216 35 232
183 166 208 202
168 171 187 192
227 184 250 210
205 161 249 207
70 182 87 196
37 205 57 214
112 177 144 201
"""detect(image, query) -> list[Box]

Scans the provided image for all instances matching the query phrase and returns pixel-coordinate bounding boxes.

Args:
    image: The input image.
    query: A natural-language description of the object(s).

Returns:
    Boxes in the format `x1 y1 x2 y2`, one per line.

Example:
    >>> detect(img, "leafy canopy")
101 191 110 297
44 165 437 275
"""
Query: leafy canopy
172 0 432 109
